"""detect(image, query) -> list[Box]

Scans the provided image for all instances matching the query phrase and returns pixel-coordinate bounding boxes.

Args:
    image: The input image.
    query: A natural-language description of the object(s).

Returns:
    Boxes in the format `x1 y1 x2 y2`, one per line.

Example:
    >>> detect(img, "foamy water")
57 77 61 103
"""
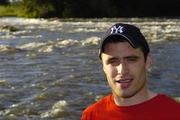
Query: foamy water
0 17 180 120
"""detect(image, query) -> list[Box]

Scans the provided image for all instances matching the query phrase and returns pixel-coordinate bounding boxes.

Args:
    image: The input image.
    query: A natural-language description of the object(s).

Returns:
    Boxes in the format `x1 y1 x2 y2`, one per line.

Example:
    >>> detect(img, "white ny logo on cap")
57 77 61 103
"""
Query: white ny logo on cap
111 26 123 34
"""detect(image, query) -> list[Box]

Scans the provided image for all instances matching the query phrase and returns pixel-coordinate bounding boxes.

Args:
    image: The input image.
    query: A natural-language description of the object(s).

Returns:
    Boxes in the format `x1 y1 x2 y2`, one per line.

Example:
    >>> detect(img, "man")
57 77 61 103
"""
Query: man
81 23 180 120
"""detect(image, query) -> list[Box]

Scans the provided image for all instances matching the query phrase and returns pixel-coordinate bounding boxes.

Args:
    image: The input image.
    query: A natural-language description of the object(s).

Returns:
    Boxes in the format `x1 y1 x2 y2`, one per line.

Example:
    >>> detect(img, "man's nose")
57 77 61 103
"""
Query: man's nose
116 62 128 75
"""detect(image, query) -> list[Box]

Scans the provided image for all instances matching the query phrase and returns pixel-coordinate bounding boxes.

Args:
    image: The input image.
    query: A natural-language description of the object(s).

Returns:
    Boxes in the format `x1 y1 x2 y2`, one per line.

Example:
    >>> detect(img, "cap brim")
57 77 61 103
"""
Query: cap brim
99 34 137 60
102 33 136 48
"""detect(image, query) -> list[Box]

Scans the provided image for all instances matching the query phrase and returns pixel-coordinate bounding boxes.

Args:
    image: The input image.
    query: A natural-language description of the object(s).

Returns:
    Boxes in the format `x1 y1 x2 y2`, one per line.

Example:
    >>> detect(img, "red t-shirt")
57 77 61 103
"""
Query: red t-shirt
81 94 180 120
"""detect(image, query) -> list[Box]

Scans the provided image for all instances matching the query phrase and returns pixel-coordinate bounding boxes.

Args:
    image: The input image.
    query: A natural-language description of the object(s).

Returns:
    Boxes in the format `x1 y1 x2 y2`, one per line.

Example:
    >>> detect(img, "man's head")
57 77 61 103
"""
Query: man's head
99 23 152 102
99 23 150 61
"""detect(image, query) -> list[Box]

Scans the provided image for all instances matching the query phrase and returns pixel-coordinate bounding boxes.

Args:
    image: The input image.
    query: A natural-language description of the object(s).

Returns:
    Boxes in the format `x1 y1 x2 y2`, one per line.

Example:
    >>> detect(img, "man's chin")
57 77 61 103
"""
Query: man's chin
113 91 137 99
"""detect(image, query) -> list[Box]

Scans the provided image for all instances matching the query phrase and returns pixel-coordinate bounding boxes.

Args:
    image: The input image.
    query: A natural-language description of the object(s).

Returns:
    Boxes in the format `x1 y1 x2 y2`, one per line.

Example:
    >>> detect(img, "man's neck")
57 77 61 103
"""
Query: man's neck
113 90 157 106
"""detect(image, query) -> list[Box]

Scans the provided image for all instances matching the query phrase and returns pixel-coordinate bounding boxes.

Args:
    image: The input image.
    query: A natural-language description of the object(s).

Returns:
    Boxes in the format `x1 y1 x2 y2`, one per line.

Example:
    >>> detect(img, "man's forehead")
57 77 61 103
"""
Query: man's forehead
102 52 140 58
103 41 137 52
102 45 143 58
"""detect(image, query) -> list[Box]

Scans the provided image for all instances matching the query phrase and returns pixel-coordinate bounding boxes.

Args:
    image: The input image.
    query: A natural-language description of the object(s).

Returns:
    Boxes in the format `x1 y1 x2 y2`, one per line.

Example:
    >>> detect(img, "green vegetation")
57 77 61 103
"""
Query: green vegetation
20 0 56 18
0 3 21 16
0 0 179 18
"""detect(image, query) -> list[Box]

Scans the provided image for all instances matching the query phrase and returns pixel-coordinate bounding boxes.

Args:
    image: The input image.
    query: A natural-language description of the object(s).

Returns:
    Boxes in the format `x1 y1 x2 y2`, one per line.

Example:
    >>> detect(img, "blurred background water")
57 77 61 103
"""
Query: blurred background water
0 17 180 120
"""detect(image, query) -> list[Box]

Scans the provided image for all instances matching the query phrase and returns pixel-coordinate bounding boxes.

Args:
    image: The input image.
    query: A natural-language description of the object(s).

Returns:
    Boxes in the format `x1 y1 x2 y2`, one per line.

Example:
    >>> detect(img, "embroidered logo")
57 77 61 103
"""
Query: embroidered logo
110 26 123 34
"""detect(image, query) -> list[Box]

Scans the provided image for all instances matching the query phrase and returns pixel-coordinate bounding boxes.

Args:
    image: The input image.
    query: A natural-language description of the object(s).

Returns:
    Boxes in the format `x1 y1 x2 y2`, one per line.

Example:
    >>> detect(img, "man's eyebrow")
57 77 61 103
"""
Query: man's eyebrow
107 55 139 60
107 57 119 61
124 55 139 58
126 55 139 57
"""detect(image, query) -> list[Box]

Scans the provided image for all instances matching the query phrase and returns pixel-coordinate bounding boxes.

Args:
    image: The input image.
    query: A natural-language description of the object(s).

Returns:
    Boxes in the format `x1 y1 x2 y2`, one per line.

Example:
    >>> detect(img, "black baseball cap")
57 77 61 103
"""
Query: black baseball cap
99 23 150 60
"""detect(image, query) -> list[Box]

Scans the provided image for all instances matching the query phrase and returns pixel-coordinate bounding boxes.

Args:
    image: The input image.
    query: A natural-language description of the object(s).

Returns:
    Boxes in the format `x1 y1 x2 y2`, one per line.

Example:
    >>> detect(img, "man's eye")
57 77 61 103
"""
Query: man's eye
110 60 117 63
126 57 139 62
108 59 119 65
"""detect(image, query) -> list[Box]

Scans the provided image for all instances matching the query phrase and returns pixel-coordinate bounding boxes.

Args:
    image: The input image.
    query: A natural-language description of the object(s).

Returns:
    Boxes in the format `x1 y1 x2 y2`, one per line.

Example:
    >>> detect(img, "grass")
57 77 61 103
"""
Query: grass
0 3 23 17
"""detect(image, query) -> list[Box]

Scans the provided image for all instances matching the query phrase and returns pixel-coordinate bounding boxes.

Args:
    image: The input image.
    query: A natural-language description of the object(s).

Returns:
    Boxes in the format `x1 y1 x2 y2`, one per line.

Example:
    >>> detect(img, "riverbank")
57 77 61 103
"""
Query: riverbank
0 4 22 17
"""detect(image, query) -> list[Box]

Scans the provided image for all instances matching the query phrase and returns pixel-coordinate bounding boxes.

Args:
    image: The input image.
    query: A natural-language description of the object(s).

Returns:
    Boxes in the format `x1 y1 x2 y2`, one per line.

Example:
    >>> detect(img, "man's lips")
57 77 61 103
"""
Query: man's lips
115 78 133 83
115 78 133 89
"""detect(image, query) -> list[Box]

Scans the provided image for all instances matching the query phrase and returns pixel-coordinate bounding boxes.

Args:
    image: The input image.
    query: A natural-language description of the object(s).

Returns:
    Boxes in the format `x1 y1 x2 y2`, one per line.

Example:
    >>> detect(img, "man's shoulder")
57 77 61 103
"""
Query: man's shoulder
156 94 180 108
83 94 112 114
158 94 180 103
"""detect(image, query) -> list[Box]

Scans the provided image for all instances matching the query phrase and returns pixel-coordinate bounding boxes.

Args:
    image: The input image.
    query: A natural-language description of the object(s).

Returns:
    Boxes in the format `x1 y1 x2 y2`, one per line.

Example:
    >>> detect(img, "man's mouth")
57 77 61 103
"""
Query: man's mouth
116 78 132 83
115 78 133 89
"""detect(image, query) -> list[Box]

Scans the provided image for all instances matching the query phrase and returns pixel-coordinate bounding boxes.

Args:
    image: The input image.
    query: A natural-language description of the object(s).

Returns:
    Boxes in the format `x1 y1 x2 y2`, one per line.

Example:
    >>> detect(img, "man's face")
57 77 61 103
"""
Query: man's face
101 41 151 99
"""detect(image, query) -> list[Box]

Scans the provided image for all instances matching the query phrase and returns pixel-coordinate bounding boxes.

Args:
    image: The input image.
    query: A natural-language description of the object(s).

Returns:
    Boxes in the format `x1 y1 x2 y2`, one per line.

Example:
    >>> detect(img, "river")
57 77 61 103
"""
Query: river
0 17 180 120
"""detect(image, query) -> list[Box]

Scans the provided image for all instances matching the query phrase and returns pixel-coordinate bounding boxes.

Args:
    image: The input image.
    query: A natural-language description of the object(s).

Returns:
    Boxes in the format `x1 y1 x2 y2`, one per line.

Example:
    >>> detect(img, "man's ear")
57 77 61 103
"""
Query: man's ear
145 53 152 70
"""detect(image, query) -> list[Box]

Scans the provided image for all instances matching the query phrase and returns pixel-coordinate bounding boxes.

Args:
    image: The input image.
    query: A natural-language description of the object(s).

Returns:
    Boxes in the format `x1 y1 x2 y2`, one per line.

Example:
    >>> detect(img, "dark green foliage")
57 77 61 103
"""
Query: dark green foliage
7 0 180 18
21 0 56 18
